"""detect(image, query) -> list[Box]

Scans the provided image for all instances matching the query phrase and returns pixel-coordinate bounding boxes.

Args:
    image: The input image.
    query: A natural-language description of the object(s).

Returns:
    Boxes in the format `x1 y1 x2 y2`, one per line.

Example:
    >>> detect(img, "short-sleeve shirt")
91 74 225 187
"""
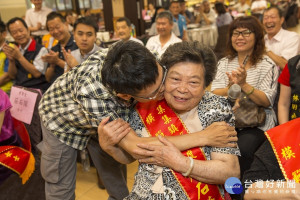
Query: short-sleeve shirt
39 48 133 150
278 64 290 86
173 14 187 38
211 56 279 131
145 33 182 57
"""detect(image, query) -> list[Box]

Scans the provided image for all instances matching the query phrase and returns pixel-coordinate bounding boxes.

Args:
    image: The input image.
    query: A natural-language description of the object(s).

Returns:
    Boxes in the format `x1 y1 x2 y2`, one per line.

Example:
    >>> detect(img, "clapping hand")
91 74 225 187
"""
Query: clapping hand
41 50 59 64
2 43 21 60
62 47 79 68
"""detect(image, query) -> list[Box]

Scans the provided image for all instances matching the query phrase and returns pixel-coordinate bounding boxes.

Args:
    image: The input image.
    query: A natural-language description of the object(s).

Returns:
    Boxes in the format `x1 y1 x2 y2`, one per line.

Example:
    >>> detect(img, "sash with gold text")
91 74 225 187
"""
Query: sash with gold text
265 118 300 183
0 118 35 184
136 99 225 200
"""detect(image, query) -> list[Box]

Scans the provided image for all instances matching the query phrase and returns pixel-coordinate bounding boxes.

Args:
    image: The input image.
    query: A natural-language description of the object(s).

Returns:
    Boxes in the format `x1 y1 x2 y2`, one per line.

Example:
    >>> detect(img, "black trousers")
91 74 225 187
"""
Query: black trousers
87 135 129 200
237 127 266 179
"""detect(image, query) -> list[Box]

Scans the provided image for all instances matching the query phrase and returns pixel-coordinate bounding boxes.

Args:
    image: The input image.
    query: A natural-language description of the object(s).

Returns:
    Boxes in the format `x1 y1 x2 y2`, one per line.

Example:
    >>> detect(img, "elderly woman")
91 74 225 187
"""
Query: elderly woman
211 16 279 178
99 41 240 200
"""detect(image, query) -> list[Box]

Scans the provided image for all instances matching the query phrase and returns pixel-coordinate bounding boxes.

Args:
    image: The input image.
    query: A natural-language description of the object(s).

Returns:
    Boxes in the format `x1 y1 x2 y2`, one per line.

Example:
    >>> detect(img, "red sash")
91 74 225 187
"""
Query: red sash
136 100 225 200
0 118 35 184
265 118 300 183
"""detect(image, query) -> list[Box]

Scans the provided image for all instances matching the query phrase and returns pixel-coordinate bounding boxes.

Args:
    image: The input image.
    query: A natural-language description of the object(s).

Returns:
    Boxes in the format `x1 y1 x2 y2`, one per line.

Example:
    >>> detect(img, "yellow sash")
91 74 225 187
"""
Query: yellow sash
265 118 300 183
136 99 226 200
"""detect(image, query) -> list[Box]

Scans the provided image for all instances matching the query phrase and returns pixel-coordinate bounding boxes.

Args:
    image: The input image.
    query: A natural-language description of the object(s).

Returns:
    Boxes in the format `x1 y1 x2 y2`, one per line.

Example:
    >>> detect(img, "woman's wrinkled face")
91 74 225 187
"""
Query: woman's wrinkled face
231 27 255 55
164 62 205 114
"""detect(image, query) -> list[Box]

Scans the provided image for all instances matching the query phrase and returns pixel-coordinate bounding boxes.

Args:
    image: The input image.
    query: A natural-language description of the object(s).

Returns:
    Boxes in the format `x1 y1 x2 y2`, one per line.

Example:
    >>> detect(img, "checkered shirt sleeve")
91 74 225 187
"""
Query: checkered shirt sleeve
39 49 131 150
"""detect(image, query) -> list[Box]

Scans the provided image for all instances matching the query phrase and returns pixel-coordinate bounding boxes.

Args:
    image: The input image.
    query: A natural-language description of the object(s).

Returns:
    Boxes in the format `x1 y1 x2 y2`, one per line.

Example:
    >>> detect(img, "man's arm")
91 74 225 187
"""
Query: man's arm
266 51 287 70
98 117 135 164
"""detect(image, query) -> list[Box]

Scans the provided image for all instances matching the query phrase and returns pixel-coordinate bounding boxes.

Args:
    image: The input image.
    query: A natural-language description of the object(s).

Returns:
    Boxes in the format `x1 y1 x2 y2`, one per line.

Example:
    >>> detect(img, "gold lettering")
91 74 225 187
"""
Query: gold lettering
281 146 296 160
162 115 172 124
168 124 179 134
156 105 165 115
146 114 155 125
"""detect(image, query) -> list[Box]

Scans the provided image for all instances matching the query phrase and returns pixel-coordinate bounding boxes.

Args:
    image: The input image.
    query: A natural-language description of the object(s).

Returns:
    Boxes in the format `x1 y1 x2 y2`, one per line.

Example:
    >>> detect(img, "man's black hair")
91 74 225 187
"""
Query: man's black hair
46 12 66 30
73 17 98 34
116 17 131 27
6 17 28 33
102 40 158 95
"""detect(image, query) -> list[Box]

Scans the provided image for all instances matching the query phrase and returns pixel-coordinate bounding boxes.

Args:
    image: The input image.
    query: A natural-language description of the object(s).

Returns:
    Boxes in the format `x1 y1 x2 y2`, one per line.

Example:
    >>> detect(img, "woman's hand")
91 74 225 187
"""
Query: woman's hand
134 136 187 172
231 65 247 87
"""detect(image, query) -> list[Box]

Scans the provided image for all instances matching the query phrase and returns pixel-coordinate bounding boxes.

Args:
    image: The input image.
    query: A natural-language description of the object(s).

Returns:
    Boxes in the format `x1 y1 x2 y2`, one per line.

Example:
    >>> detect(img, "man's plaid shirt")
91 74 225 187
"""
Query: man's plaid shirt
39 49 132 150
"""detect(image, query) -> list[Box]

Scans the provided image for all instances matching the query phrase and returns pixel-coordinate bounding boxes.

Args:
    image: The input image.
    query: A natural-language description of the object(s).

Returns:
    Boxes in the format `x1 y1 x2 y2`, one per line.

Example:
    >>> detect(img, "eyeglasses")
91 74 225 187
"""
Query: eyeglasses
232 30 252 38
131 64 167 100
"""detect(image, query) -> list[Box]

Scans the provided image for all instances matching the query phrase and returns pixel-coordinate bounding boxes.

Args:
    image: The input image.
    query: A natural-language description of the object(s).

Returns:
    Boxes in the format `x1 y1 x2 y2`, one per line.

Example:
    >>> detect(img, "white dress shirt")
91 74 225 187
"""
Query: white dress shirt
265 28 300 60
146 32 182 57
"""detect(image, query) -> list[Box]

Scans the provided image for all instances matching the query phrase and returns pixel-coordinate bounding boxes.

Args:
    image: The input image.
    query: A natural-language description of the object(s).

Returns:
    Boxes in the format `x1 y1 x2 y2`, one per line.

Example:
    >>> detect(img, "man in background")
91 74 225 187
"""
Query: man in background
115 17 144 45
146 11 182 57
42 12 77 83
169 1 188 40
263 6 300 71
25 0 52 35
3 17 49 93
180 1 194 24
195 0 216 25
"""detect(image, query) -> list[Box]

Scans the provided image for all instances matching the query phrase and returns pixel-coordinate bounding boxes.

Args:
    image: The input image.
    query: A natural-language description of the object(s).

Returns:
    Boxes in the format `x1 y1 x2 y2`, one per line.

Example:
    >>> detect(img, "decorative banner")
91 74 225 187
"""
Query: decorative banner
265 118 300 183
9 86 38 125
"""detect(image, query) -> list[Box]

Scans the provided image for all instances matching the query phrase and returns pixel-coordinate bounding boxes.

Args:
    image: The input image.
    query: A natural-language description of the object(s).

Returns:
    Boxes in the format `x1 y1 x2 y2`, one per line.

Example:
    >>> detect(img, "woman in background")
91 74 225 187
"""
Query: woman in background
211 16 278 178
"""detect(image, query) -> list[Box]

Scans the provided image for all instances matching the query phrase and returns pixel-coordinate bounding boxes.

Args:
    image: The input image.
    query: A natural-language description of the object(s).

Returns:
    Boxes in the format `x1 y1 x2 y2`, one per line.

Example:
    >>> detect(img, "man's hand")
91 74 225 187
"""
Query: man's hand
62 47 79 69
97 117 131 153
202 122 238 148
41 50 59 64
3 43 21 60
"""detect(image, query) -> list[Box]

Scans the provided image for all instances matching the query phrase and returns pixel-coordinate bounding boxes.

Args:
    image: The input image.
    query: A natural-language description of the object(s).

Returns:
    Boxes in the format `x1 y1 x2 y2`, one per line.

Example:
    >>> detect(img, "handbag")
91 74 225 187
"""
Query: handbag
233 92 266 128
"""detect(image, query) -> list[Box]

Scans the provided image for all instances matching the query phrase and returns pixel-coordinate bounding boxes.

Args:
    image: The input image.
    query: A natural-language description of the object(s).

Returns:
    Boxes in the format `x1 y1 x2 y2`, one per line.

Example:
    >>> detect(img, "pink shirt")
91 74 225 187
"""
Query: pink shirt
0 89 14 142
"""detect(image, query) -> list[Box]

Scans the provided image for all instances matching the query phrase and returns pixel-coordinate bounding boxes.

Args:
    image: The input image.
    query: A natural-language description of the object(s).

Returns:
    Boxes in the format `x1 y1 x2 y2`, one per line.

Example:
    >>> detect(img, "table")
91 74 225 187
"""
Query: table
187 24 218 48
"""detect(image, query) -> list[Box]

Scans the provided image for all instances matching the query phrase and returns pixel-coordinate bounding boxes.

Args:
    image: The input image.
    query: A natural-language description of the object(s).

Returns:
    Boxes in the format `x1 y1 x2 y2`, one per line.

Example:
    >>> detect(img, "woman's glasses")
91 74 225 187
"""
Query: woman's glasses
232 30 253 38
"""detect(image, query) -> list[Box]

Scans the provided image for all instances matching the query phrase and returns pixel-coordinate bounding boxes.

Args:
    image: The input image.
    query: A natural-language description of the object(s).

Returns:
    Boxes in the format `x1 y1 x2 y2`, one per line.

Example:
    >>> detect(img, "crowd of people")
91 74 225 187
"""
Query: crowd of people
0 0 300 200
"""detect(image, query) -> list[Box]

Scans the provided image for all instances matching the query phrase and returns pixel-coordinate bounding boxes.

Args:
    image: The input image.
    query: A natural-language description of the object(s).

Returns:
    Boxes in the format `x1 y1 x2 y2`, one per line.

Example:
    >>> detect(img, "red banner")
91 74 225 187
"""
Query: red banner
265 118 300 183
136 99 225 200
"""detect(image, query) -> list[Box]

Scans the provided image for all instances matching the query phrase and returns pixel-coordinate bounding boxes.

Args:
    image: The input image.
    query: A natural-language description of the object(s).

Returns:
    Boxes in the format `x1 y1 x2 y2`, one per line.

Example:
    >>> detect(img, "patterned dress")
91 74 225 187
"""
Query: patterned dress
125 92 241 200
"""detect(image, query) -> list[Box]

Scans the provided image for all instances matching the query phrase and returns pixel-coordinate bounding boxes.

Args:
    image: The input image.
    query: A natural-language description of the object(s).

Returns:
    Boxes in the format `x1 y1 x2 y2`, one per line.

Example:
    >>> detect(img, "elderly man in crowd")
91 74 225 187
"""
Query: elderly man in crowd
146 11 182 57
2 17 49 92
115 17 144 45
195 0 216 25
169 1 188 40
42 12 77 83
263 6 300 71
